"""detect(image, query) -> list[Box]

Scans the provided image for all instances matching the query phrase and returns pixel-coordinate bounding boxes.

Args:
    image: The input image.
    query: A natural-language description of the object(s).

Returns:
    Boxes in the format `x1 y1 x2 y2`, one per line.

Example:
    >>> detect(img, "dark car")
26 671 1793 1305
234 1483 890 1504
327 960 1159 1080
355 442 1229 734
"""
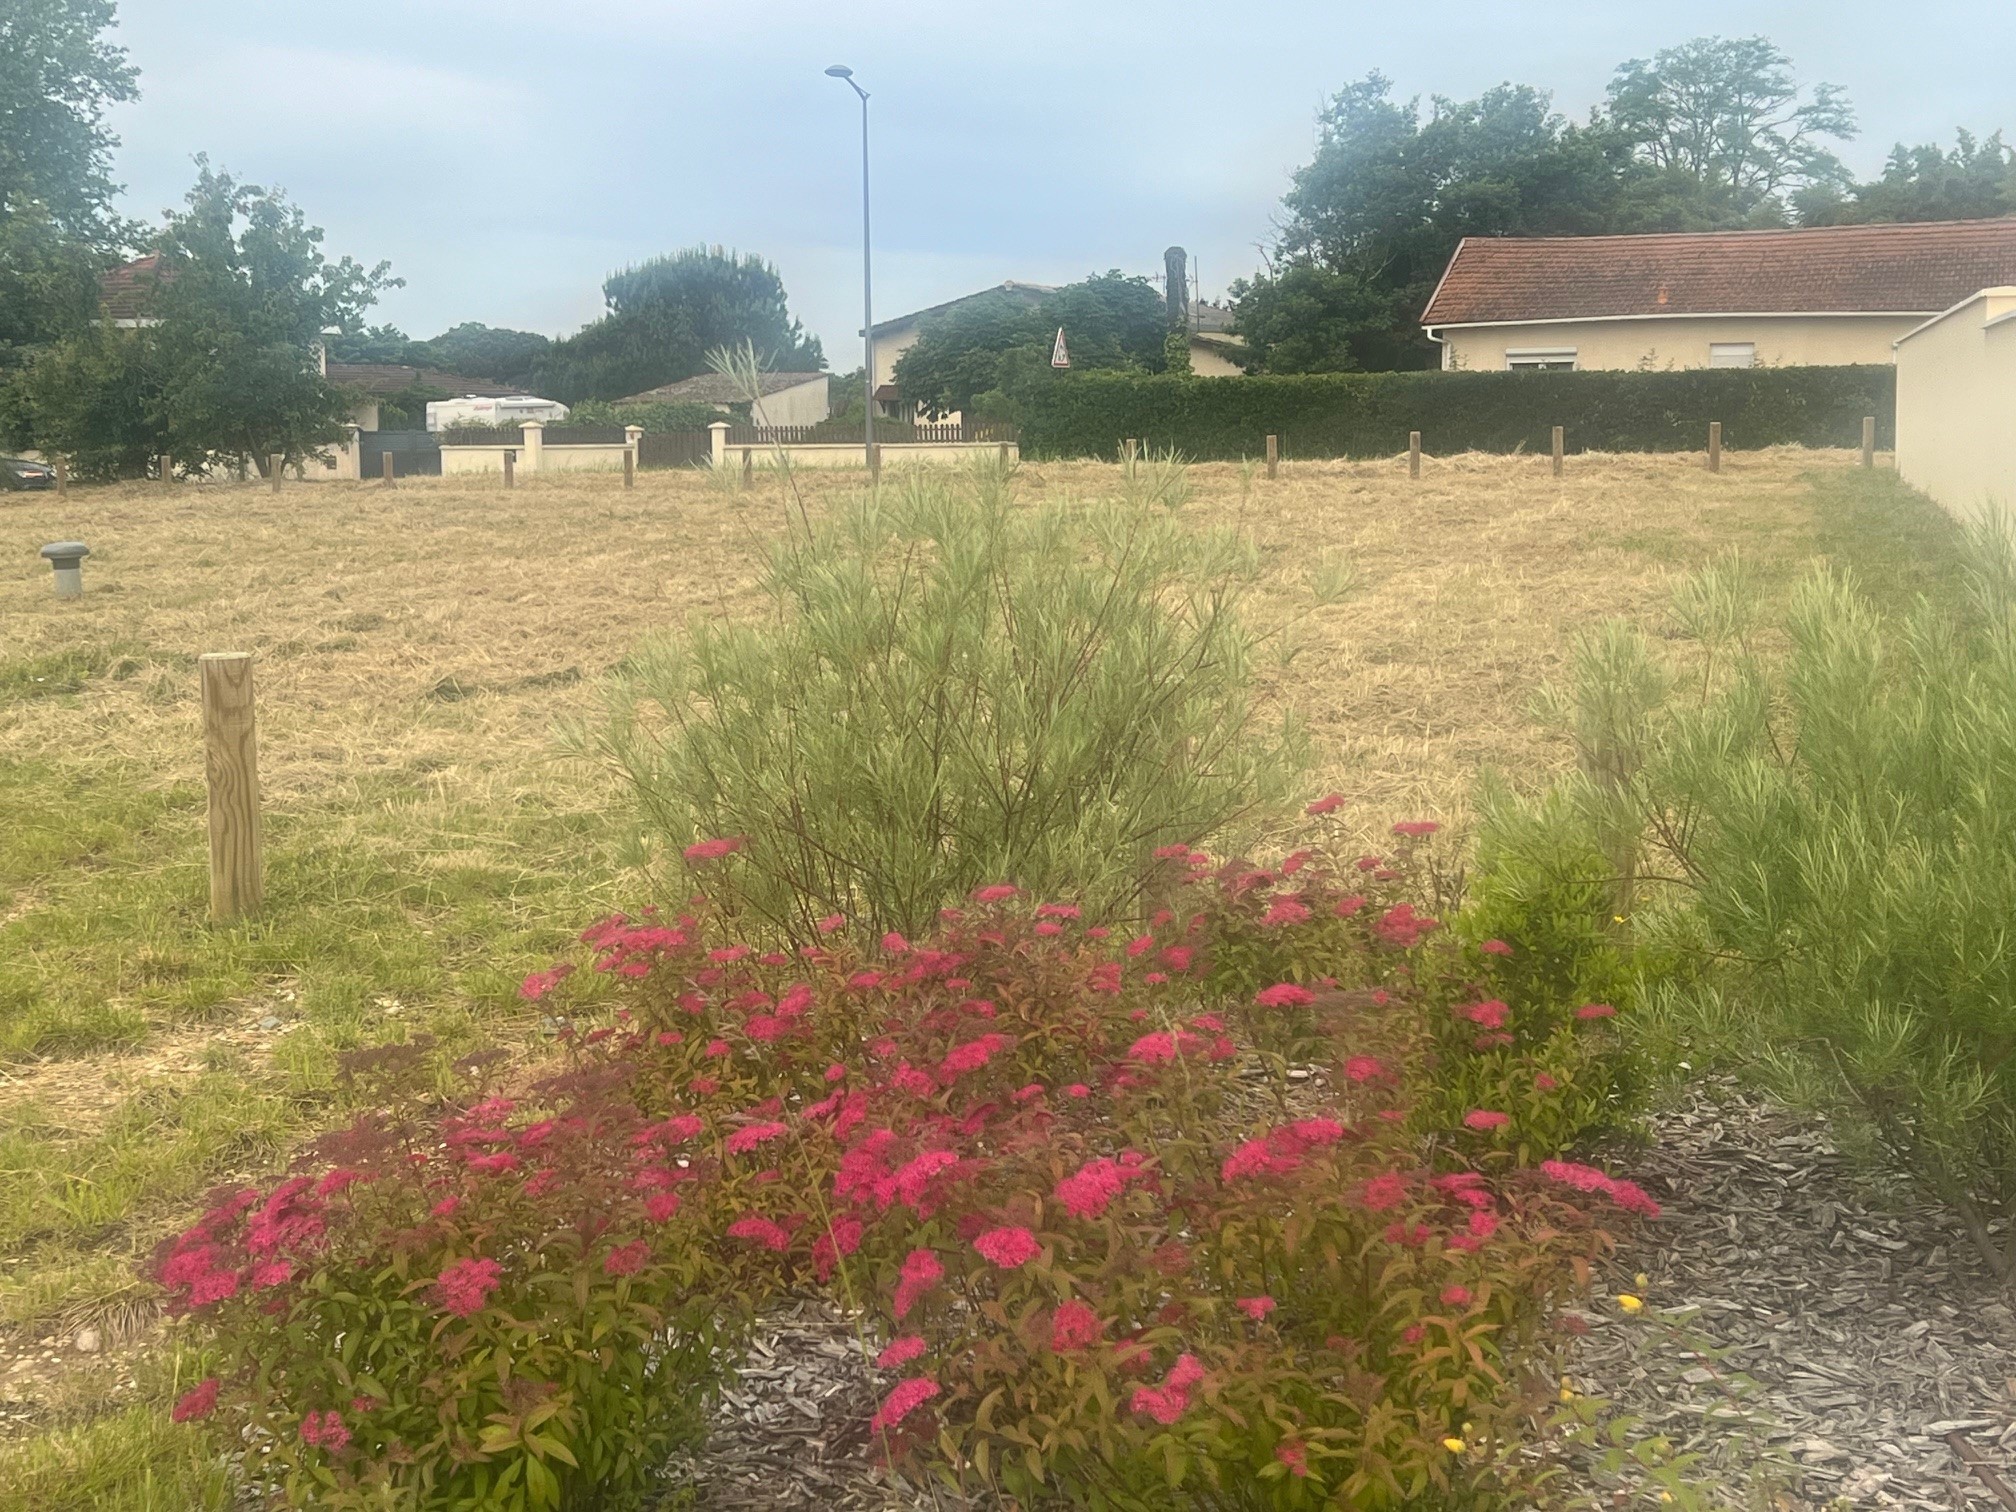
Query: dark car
0 458 56 491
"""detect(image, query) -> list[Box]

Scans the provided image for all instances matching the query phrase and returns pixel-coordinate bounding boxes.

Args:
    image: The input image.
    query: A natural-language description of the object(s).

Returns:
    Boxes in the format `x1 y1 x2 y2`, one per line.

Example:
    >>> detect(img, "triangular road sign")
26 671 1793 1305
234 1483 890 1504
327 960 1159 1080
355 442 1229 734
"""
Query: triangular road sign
1051 326 1070 368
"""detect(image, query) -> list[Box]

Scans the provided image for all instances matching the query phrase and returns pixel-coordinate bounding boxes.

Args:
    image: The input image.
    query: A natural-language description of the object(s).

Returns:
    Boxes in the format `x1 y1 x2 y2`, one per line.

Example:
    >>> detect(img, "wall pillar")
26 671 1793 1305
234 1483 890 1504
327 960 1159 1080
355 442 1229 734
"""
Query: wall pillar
707 420 730 469
521 420 544 475
336 424 362 480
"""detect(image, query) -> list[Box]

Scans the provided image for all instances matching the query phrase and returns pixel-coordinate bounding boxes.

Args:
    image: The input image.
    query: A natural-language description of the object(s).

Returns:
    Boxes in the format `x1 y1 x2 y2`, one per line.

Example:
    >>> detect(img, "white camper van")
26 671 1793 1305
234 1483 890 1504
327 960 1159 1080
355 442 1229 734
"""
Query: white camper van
425 395 571 431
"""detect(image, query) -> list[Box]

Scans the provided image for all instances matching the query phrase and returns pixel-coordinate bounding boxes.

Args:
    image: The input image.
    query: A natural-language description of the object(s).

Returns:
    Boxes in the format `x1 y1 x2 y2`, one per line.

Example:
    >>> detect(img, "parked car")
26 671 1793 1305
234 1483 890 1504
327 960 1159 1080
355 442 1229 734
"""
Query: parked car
1 457 57 490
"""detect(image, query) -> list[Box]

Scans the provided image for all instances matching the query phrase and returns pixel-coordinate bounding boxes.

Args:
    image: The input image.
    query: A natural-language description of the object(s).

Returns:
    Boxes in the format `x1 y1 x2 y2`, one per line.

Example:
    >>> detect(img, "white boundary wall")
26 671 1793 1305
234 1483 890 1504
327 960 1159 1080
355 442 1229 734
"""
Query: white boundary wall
1895 287 2016 523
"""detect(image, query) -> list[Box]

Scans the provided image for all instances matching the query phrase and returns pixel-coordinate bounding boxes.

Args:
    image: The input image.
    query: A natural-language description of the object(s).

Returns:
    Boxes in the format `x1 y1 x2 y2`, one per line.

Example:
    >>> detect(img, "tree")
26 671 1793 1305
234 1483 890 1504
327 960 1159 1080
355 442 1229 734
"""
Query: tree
0 0 137 246
525 247 823 403
22 163 395 475
1797 131 2016 225
894 272 1167 417
417 322 549 384
322 321 552 384
148 164 395 471
1603 36 1855 213
0 0 139 443
1233 75 1631 371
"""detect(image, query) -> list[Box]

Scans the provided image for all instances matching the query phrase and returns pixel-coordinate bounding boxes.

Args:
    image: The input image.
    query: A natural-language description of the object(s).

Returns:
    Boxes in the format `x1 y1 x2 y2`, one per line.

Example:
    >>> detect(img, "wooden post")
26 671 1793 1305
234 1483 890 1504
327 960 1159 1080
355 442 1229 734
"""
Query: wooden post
160 454 173 487
998 441 1010 465
1551 425 1565 477
1408 431 1421 480
269 455 282 493
382 451 395 485
623 447 635 489
1707 421 1722 474
54 458 67 496
502 449 515 488
1861 415 1876 469
742 447 754 486
1123 438 1139 464
199 653 262 922
1265 434 1279 480
868 442 881 483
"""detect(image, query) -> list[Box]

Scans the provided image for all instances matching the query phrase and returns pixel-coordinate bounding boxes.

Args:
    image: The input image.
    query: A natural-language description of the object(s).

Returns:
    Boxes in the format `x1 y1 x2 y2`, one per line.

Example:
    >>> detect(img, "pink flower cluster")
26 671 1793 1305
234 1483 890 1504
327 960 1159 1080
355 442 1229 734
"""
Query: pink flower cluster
1540 1160 1661 1217
1054 1152 1149 1218
1129 1353 1204 1424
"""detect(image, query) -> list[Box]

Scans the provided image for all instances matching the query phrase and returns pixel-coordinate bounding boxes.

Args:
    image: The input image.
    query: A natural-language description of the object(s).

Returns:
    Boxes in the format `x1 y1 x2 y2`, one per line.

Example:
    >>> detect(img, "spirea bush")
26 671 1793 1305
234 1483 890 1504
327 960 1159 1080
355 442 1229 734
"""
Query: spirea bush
591 459 1302 941
159 828 1654 1508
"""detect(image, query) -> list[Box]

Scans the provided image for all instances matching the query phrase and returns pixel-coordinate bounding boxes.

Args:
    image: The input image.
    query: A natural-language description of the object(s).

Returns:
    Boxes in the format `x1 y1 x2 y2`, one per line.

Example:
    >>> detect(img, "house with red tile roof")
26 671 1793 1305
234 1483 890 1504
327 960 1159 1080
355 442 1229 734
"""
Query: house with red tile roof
1420 218 2016 373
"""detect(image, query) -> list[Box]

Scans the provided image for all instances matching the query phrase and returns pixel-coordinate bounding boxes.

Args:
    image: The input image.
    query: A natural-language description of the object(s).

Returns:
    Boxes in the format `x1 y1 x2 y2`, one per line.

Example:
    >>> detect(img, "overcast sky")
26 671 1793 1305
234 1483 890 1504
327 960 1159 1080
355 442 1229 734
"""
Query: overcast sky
104 0 2016 363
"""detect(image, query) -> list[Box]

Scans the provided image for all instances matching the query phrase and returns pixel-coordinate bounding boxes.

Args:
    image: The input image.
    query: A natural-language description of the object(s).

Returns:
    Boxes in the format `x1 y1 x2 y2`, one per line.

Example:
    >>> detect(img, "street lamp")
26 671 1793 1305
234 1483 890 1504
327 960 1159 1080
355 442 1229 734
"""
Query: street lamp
825 64 875 468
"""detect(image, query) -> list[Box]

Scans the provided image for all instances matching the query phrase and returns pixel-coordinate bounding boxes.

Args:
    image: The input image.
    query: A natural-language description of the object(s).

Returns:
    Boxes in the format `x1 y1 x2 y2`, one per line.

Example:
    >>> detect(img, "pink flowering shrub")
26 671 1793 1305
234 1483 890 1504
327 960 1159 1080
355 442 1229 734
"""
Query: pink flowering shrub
160 855 1656 1507
149 1049 757 1511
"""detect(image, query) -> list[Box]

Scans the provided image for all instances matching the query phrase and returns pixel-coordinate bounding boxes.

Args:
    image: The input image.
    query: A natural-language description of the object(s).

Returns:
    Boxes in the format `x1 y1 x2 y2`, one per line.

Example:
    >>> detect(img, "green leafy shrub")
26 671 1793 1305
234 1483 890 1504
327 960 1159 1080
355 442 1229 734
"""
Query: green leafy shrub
592 459 1302 939
1510 531 2016 1280
1015 365 1895 461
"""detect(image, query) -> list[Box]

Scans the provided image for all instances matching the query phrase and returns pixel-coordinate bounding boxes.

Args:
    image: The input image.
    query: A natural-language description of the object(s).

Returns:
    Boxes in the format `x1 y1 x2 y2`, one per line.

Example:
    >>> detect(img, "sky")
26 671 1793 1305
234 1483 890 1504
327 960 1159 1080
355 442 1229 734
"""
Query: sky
103 0 2016 364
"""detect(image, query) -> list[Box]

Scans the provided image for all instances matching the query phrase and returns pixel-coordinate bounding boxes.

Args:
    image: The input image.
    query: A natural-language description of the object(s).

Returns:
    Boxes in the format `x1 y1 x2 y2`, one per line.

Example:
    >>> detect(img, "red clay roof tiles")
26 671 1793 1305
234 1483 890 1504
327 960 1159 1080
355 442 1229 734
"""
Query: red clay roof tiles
1421 219 2016 327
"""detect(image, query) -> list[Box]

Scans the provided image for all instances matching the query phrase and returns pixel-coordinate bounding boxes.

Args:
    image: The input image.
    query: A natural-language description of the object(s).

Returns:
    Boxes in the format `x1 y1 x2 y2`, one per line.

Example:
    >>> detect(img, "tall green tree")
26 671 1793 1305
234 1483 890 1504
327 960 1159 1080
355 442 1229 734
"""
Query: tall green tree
1798 131 2016 225
322 320 552 384
148 164 394 471
21 163 395 475
0 0 137 245
894 272 1167 417
1603 36 1855 213
1233 76 1630 371
525 246 823 403
0 0 139 442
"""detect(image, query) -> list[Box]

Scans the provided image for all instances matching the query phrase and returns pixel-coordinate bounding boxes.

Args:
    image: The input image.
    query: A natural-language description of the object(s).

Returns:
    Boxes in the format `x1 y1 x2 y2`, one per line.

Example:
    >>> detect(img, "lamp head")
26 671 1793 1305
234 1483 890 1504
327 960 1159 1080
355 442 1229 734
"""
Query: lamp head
824 64 853 78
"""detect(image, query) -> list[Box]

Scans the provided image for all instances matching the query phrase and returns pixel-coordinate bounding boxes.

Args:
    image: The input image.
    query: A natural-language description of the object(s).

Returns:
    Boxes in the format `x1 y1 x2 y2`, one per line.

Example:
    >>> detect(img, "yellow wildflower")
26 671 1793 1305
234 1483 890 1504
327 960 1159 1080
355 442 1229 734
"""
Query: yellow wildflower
1616 1293 1644 1314
1442 1436 1467 1453
1634 1272 1649 1289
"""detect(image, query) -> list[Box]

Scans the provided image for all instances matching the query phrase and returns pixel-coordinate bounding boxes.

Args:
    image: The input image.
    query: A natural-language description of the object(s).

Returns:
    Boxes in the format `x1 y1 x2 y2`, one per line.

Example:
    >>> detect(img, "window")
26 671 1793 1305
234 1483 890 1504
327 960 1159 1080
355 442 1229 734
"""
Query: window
1709 342 1756 368
1504 347 1577 372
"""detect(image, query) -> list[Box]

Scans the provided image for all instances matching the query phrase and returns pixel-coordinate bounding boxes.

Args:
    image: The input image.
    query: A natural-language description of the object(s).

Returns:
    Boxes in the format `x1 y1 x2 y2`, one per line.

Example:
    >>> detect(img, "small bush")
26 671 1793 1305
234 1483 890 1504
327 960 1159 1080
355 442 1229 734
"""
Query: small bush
1508 529 2016 1281
592 459 1302 939
150 1042 754 1511
1015 365 1896 461
160 829 1654 1507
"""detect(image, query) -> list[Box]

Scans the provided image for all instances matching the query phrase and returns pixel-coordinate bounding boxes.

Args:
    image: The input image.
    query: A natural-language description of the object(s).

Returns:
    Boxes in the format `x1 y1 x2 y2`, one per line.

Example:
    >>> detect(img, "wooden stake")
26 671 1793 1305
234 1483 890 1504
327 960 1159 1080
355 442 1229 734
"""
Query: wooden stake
160 454 173 486
382 451 395 485
1551 425 1565 477
503 449 515 488
1707 421 1722 474
269 454 282 493
1265 434 1279 480
868 442 881 482
1408 431 1421 480
1123 438 1139 464
998 442 1010 465
54 458 67 496
1861 415 1876 469
200 653 262 922
623 447 635 489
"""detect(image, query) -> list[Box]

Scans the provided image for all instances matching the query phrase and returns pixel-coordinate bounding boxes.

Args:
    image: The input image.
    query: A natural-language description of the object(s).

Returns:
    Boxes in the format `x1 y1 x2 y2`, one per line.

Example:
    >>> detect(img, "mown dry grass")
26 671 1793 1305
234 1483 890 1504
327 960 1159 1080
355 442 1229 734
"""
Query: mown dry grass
0 446 1962 1507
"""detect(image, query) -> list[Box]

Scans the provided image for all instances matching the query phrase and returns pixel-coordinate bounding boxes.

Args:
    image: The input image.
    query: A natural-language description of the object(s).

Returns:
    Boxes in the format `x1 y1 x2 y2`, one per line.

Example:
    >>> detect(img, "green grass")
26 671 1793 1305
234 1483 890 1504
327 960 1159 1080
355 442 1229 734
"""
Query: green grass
1801 464 1972 615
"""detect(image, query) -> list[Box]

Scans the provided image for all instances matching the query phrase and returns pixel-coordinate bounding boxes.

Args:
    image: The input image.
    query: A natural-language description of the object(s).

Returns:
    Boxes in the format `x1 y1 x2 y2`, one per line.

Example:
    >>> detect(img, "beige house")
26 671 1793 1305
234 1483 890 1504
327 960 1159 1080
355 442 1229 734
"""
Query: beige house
618 371 830 427
1894 286 2016 523
869 281 1055 417
1420 218 2016 372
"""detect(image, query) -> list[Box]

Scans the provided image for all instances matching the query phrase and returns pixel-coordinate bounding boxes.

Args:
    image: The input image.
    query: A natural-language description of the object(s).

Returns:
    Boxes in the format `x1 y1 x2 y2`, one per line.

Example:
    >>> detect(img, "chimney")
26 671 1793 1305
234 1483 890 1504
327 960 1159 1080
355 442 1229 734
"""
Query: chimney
1164 247 1190 331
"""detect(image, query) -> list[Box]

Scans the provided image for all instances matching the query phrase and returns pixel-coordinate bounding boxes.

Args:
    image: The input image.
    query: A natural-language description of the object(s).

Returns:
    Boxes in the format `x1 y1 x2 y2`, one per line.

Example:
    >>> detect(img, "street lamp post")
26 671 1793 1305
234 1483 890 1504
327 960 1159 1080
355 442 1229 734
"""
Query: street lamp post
825 65 874 469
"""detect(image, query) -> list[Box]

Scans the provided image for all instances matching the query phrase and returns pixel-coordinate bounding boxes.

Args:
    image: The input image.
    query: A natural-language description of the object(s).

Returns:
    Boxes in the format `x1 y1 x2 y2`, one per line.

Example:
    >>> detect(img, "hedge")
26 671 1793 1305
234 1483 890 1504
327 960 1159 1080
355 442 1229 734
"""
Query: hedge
1016 365 1896 461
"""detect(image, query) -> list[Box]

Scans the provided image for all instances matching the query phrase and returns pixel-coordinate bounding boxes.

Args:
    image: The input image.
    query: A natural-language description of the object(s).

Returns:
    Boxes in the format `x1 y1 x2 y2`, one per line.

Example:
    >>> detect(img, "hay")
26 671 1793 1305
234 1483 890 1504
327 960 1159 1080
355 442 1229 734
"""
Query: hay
0 450 1858 857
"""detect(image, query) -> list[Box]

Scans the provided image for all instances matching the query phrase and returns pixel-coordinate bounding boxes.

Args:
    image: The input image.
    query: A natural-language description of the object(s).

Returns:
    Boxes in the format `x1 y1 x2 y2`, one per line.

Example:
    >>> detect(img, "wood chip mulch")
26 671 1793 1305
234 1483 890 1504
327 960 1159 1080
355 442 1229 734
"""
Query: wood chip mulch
1572 1077 2016 1510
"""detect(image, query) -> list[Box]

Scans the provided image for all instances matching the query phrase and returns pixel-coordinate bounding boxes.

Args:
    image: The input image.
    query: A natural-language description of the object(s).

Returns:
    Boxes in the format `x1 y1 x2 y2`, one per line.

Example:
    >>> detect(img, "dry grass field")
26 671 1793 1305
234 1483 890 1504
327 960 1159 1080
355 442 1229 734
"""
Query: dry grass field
0 446 1965 1506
